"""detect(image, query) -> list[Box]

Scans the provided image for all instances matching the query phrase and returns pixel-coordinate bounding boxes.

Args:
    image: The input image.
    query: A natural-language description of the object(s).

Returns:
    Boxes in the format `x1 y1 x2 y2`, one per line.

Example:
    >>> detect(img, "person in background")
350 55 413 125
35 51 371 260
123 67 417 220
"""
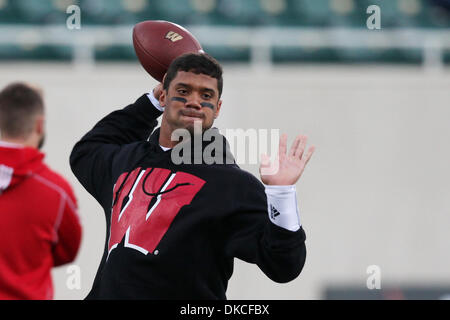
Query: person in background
0 82 82 300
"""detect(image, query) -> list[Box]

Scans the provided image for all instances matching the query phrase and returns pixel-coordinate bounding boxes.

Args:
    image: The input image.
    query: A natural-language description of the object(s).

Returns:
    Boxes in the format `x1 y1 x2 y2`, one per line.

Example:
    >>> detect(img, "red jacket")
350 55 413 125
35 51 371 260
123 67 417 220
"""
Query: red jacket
0 142 82 300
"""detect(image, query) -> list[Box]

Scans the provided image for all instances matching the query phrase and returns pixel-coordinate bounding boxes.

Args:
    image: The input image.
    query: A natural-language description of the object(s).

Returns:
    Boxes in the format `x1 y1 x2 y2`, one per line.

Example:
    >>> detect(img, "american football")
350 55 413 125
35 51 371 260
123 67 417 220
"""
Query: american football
133 20 204 82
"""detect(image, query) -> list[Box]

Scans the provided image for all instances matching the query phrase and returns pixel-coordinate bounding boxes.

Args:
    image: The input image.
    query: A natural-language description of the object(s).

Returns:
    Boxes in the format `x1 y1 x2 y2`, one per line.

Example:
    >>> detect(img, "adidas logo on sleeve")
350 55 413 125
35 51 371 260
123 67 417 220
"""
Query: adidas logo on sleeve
265 185 301 232
270 204 280 220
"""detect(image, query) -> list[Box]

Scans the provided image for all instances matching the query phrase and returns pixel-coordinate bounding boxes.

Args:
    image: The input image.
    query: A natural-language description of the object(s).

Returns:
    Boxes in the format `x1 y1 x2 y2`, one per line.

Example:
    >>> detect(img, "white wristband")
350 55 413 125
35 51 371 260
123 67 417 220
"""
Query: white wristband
147 90 164 112
264 184 301 232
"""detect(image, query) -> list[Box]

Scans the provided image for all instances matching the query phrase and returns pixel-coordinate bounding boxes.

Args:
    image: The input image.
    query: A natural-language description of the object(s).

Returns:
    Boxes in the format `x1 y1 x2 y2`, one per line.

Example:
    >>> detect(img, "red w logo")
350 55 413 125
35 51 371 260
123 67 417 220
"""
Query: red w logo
108 167 205 256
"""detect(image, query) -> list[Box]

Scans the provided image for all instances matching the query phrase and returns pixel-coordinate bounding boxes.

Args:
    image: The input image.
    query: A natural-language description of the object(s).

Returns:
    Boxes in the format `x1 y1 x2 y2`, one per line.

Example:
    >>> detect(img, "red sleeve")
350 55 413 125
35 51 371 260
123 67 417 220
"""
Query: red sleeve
52 182 82 267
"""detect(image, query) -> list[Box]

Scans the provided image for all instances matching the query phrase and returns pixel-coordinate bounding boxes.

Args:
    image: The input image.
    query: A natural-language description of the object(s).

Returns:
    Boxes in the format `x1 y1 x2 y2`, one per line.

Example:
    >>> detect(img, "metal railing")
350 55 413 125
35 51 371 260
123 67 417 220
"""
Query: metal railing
0 25 448 71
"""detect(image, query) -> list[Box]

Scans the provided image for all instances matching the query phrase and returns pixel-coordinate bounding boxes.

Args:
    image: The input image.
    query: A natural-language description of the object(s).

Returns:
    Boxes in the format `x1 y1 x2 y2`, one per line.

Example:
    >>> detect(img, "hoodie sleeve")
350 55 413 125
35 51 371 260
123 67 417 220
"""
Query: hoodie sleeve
222 173 307 283
69 94 162 207
52 184 82 267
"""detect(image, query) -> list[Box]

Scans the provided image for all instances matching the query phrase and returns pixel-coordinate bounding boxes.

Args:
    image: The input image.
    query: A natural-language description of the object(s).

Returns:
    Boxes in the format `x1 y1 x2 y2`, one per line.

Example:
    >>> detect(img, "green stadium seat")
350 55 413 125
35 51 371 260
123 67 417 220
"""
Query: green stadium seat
335 47 422 64
0 44 72 60
444 49 450 64
0 0 20 24
327 0 366 27
257 0 303 26
395 0 446 28
260 0 287 16
132 0 162 23
291 0 361 27
203 45 250 62
423 1 450 28
95 44 137 61
272 0 303 26
152 0 199 25
121 0 148 15
290 0 333 26
187 0 219 25
34 44 73 60
190 0 217 14
0 45 22 59
11 0 55 24
273 46 341 63
80 0 137 25
359 0 421 28
216 0 266 25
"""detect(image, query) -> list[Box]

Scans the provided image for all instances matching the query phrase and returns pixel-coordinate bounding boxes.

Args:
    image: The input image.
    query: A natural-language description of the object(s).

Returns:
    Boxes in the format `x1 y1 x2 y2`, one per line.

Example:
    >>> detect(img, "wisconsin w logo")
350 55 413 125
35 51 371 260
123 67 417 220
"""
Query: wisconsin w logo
165 31 183 42
108 167 205 256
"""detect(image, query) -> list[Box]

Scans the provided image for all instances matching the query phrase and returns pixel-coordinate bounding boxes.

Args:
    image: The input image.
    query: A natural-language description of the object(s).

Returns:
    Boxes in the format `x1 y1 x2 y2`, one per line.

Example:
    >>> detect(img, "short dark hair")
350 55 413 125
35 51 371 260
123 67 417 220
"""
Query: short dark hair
163 53 223 98
0 83 44 139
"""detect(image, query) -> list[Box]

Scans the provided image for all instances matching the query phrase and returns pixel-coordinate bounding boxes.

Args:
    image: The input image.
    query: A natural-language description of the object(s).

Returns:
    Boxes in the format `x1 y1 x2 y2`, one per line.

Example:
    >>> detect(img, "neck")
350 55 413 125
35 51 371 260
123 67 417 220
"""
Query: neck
0 136 37 149
159 121 179 149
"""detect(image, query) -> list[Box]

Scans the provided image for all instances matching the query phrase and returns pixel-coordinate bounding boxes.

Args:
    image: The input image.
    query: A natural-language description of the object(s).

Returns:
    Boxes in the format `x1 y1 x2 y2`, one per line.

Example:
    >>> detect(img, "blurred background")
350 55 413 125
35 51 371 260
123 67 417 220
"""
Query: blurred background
0 0 449 300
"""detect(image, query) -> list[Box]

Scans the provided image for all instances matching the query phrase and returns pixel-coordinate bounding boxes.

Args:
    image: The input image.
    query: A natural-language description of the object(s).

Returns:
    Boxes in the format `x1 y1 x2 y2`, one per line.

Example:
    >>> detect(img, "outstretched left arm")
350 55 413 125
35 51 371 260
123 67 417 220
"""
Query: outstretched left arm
260 134 315 231
223 134 315 283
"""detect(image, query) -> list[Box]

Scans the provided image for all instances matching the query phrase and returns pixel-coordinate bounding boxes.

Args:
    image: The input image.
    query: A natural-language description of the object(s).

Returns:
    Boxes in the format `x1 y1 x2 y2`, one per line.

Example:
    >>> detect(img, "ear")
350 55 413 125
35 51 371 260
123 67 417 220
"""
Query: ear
214 100 222 119
35 115 45 135
159 75 167 107
159 89 166 108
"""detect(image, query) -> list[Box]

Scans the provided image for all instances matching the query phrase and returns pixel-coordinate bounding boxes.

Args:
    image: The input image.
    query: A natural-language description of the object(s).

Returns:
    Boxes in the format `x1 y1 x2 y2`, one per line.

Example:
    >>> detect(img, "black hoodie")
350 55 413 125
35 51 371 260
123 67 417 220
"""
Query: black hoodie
70 94 306 300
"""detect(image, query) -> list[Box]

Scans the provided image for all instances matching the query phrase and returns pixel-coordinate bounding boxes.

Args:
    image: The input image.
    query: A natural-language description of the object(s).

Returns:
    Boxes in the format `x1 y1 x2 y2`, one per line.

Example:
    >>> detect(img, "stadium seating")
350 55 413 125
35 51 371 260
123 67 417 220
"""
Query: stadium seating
0 0 445 28
0 0 448 63
0 0 447 27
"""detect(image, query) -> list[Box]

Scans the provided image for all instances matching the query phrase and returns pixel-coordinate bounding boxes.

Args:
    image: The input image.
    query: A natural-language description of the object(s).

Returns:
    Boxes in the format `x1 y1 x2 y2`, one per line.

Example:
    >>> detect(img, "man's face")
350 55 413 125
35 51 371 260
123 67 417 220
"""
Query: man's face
160 71 222 135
